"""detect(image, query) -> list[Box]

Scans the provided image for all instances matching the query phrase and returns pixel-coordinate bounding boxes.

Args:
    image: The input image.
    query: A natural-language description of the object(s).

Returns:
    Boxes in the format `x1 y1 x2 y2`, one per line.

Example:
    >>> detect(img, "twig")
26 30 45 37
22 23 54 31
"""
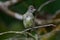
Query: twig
40 25 60 40
0 31 24 35
0 24 55 35
21 24 56 33
37 0 55 12
26 32 35 39
52 10 60 19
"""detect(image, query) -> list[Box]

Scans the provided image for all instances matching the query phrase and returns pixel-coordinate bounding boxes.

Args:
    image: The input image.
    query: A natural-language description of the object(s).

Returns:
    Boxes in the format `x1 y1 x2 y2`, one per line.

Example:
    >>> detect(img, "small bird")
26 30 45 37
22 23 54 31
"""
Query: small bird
23 5 36 28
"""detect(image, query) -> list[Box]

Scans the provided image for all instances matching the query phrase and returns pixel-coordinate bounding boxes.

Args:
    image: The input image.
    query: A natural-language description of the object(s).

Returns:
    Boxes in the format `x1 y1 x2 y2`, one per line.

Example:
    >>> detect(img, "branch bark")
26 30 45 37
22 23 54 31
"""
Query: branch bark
3 0 22 7
0 24 55 35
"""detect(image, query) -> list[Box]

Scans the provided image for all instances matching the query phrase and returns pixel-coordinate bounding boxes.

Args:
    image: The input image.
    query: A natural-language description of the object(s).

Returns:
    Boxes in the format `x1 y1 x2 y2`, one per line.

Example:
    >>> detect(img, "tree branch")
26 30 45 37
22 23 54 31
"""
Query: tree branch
3 0 22 7
37 0 55 12
0 24 55 35
40 24 60 40
0 4 23 20
52 10 60 19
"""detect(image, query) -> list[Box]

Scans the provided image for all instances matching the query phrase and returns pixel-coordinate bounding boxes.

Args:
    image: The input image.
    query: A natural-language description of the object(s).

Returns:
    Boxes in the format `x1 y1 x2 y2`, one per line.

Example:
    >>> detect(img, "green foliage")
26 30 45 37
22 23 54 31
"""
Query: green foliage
9 21 24 31
0 0 60 40
0 19 8 32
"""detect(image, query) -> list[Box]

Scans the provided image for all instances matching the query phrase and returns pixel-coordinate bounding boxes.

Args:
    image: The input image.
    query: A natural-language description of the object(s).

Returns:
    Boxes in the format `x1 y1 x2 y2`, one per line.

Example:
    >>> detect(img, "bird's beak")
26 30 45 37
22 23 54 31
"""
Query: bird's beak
33 9 36 12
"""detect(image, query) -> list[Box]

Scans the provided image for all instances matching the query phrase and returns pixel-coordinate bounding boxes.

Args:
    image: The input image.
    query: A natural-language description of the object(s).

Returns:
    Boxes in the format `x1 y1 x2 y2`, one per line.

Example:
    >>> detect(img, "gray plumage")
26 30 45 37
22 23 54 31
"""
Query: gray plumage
23 5 36 28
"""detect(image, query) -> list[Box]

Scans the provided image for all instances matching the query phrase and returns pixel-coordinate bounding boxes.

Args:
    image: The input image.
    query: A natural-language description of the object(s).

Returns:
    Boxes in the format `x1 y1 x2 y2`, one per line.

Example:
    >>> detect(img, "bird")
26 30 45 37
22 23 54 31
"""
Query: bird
23 5 36 28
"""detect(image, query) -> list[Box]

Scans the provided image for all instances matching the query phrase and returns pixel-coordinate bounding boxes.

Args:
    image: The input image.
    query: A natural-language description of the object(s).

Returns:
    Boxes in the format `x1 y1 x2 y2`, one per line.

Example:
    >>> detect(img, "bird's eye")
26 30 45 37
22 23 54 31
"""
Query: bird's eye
31 8 33 10
30 6 35 10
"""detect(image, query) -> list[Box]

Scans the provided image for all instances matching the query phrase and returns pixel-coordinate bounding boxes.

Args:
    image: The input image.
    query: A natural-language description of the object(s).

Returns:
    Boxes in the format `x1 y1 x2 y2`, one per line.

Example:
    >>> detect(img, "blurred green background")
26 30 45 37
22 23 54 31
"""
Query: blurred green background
0 0 60 40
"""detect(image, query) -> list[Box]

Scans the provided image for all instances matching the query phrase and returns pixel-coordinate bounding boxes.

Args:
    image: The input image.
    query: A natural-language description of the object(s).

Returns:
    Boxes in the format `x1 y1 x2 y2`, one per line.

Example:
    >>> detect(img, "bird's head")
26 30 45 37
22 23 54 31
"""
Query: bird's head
28 5 36 13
